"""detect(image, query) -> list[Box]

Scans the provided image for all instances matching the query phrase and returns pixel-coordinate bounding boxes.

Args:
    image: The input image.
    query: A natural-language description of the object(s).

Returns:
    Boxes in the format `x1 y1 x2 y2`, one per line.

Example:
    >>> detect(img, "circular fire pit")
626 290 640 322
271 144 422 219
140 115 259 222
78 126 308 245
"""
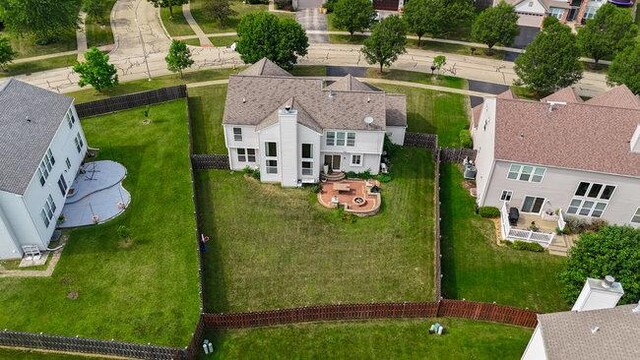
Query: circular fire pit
353 197 367 206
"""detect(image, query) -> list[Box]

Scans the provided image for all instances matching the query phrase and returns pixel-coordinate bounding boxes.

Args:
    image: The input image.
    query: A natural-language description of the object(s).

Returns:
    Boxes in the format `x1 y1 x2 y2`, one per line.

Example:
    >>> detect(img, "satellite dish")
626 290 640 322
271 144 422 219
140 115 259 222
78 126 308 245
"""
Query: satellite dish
364 116 374 125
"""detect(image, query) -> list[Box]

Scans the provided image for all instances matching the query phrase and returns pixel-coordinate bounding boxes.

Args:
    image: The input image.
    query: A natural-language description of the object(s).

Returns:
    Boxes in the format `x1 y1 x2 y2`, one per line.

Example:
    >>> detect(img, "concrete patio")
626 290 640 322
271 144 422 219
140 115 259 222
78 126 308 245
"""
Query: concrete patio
317 179 381 216
58 160 131 228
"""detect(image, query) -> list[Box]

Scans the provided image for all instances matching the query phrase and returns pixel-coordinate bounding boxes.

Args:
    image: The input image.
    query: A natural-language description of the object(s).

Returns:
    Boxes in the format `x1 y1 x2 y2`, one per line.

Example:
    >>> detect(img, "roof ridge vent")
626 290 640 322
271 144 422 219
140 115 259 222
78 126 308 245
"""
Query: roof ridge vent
547 101 566 112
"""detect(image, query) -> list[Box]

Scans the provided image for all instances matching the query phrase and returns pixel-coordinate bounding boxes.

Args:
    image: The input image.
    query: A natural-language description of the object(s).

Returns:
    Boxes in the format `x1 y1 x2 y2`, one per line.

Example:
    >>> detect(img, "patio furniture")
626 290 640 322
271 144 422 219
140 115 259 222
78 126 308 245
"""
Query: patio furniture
333 183 351 192
508 207 520 226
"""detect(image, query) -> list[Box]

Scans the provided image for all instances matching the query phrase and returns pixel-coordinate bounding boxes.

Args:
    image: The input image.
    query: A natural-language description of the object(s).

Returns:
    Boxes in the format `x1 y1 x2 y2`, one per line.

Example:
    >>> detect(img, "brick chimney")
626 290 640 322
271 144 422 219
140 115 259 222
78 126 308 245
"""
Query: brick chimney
571 276 624 312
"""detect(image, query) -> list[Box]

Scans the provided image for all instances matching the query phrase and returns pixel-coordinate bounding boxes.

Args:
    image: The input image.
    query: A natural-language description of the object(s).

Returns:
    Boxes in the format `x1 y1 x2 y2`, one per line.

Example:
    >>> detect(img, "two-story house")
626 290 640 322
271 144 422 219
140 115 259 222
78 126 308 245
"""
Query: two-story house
222 58 407 187
0 79 87 259
471 85 640 228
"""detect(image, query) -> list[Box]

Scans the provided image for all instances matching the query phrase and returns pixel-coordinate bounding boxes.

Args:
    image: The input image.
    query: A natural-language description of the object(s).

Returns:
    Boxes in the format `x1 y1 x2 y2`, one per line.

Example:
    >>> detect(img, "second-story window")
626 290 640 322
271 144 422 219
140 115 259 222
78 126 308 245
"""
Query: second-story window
233 127 242 141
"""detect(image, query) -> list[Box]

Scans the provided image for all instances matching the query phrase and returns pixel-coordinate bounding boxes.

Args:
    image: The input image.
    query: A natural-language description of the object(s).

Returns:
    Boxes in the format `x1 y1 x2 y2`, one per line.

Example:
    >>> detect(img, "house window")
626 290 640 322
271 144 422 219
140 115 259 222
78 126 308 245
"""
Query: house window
302 161 313 175
65 158 71 170
302 144 313 159
57 175 68 196
584 6 598 20
507 164 546 183
237 148 256 162
233 127 242 141
325 131 355 147
500 190 513 201
631 208 640 224
266 159 278 174
522 196 545 214
351 154 362 166
549 7 564 19
74 133 84 153
41 194 56 227
567 182 615 218
38 149 56 186
265 142 277 157
66 110 76 129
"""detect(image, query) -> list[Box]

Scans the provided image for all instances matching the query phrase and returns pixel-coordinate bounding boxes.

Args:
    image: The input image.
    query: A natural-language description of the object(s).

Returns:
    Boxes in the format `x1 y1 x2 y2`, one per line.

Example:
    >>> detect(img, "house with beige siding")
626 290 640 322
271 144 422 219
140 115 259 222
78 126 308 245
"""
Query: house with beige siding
471 85 640 245
222 58 407 187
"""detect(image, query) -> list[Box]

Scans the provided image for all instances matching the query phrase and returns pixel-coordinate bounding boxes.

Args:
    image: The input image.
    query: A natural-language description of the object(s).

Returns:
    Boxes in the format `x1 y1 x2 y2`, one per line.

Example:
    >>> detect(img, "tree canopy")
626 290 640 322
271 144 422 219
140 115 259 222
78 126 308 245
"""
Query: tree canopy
0 0 80 44
236 12 308 70
607 42 640 94
514 17 583 95
0 36 17 70
332 0 376 37
165 40 194 77
361 15 407 73
402 0 474 39
147 0 187 16
73 47 119 92
204 0 236 25
472 1 519 50
82 0 108 24
576 3 638 65
560 226 640 305
402 0 430 45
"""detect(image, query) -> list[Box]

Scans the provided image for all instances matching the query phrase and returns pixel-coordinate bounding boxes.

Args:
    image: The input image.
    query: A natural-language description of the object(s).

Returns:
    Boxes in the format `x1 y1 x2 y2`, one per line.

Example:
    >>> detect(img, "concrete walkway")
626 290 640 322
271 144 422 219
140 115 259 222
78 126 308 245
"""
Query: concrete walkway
0 236 67 278
76 12 89 61
182 3 213 47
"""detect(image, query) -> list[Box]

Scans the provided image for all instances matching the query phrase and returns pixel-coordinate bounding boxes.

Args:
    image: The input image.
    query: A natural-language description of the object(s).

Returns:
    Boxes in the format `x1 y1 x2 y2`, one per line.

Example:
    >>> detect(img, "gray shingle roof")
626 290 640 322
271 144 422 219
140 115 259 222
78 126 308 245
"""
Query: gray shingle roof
385 94 407 127
239 58 293 77
224 60 405 131
538 304 640 360
327 75 375 92
0 79 73 195
584 85 640 110
256 98 323 133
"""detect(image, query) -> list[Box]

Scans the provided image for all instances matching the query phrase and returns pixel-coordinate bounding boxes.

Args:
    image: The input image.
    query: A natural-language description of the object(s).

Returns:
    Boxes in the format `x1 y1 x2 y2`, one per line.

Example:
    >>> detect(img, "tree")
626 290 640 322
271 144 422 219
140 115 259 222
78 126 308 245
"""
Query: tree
577 3 638 66
147 0 188 17
472 1 519 51
73 47 119 92
204 0 235 25
165 40 194 78
607 42 640 94
361 15 407 73
0 36 17 71
560 226 640 306
82 0 108 24
0 0 80 44
514 17 583 95
236 12 308 70
432 55 446 75
332 0 376 38
402 0 430 46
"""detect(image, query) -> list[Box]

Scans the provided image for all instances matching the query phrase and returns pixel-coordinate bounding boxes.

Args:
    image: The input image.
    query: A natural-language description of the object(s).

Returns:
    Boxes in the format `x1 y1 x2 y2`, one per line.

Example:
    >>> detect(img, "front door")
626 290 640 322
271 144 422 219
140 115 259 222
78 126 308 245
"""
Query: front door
522 196 545 214
324 155 341 171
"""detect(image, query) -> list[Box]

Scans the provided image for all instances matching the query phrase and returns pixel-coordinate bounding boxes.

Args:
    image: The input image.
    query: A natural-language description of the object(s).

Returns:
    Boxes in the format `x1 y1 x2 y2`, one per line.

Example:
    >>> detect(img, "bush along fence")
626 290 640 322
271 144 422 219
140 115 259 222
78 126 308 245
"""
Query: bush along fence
202 300 537 329
75 85 188 118
191 154 230 170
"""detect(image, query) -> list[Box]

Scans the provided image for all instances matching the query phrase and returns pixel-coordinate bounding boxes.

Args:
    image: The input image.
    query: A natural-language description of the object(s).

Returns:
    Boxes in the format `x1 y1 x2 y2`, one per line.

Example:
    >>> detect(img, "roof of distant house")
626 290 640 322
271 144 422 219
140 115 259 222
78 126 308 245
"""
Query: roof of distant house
0 79 73 195
491 85 640 177
585 85 640 110
538 304 640 360
541 86 583 104
499 0 570 10
225 59 407 131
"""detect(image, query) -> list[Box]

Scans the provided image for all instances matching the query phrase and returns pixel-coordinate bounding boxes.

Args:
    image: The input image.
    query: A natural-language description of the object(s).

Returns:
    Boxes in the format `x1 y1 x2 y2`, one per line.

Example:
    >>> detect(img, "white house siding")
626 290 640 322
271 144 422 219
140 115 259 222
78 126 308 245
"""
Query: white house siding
258 124 282 183
223 124 259 171
297 124 322 182
320 129 384 174
386 126 406 146
481 160 640 227
0 194 24 259
278 110 299 187
471 98 497 206
521 325 547 360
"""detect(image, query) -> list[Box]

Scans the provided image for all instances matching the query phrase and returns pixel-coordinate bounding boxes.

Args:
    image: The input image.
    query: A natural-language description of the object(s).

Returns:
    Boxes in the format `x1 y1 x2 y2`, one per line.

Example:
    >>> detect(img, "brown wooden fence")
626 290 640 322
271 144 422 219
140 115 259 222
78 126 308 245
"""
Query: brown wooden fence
75 85 187 117
202 300 537 329
404 132 438 149
440 148 477 162
433 143 442 300
191 154 230 170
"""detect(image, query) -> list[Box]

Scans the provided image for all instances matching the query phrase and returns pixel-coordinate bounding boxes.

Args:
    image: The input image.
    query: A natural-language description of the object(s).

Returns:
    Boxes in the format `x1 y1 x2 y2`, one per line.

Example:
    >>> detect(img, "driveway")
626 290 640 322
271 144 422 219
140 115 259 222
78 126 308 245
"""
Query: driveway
296 0 325 10
296 8 328 43
468 80 509 107
513 26 540 49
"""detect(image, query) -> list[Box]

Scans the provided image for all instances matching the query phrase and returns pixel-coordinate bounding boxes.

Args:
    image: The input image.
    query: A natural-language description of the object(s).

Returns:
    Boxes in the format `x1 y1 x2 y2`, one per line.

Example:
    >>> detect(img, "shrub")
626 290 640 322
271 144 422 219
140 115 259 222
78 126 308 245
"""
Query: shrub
242 166 260 180
478 206 500 218
345 170 374 180
310 183 322 193
377 173 392 183
564 216 608 234
246 0 268 4
508 240 545 252
116 225 131 240
324 0 339 12
459 129 472 148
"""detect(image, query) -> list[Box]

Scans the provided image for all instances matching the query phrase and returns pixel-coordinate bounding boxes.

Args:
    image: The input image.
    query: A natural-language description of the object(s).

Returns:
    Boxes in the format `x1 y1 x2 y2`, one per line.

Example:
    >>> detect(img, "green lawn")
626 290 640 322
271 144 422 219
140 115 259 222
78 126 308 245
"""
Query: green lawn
202 319 531 360
0 55 77 78
183 38 201 46
0 31 77 59
188 85 228 154
190 0 293 34
85 0 117 48
161 6 196 37
440 164 568 313
374 84 469 147
209 35 239 47
0 348 96 359
196 148 435 312
365 68 466 89
0 100 200 346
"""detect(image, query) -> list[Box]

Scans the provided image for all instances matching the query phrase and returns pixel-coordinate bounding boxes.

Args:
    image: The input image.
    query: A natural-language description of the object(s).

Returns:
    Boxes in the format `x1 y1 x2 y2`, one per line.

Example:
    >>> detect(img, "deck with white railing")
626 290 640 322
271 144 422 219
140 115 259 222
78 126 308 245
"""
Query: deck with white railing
500 202 565 248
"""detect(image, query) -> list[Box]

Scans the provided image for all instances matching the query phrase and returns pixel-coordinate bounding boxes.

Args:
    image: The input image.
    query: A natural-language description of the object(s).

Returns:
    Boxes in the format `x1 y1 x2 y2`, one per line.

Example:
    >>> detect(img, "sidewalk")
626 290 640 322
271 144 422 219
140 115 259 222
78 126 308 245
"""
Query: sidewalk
182 3 213 47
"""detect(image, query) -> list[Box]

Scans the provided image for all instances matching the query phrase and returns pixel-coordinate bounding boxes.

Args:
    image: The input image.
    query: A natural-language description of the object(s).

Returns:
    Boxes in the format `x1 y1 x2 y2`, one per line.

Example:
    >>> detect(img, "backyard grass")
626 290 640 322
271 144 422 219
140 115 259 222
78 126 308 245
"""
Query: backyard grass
440 164 568 313
183 38 201 46
188 85 228 154
85 0 117 48
202 319 531 360
0 100 200 346
0 55 77 78
190 0 293 34
374 84 469 147
161 7 196 37
196 147 436 312
0 31 77 59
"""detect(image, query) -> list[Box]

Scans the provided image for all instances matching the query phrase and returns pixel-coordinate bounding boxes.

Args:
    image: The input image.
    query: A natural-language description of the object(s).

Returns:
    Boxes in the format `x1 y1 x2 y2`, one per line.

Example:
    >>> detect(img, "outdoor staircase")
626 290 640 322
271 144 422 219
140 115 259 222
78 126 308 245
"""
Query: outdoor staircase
323 171 346 182
547 235 573 257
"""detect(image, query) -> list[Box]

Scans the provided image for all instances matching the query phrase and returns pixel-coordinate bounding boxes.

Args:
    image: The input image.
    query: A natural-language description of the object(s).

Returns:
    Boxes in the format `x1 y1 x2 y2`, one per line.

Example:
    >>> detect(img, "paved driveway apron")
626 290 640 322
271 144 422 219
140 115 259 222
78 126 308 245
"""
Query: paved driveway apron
295 0 328 43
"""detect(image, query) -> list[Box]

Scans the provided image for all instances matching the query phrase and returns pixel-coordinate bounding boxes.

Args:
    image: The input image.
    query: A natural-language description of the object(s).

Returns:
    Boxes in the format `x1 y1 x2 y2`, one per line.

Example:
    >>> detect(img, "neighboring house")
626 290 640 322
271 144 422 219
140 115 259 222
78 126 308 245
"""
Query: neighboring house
471 85 640 230
522 276 640 360
222 58 407 187
496 0 636 29
372 0 404 11
0 79 87 260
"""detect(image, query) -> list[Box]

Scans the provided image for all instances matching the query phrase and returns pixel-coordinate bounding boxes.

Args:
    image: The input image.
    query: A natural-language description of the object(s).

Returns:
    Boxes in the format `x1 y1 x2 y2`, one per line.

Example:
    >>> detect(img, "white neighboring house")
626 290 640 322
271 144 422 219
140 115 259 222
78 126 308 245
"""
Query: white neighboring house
222 58 407 187
471 85 640 229
496 0 613 29
0 79 87 260
522 276 640 360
